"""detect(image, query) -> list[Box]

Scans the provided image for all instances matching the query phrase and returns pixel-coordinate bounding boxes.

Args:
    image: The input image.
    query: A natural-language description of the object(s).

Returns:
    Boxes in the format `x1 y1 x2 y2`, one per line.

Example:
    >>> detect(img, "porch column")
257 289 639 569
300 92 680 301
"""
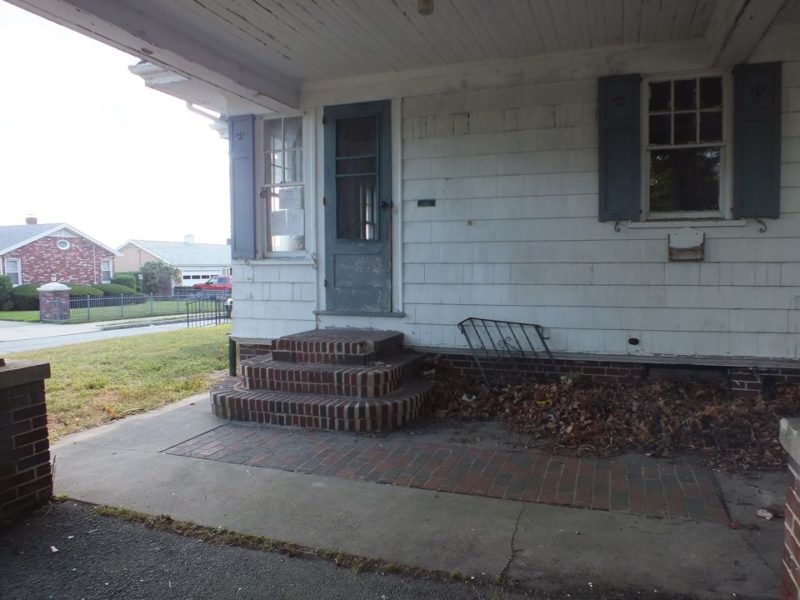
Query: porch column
779 419 800 599
0 359 52 517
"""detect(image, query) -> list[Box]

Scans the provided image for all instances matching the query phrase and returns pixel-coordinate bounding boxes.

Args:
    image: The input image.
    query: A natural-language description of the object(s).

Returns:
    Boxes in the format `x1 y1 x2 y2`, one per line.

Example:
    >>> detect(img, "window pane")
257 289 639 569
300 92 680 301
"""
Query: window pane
336 157 376 175
649 115 671 145
649 148 720 212
284 150 303 184
674 112 697 144
284 117 302 151
336 174 378 240
674 79 696 110
699 111 722 142
337 116 377 157
268 186 305 251
265 119 283 152
700 77 722 109
649 81 671 112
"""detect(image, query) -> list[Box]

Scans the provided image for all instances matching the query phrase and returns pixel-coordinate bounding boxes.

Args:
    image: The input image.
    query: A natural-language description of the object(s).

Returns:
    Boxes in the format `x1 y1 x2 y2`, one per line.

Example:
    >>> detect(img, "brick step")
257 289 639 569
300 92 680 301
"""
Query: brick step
272 328 404 365
211 377 432 432
240 352 424 398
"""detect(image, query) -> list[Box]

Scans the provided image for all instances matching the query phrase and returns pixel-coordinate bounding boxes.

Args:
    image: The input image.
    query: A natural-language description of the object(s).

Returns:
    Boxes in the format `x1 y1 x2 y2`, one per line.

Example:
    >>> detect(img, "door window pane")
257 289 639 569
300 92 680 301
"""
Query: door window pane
699 111 722 142
700 77 722 109
337 116 377 157
336 175 378 240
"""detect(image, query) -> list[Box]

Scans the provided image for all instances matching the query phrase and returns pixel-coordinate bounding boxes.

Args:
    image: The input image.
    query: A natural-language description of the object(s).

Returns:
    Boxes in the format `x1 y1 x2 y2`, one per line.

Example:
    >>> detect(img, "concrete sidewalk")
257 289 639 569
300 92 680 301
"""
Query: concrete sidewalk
52 394 782 599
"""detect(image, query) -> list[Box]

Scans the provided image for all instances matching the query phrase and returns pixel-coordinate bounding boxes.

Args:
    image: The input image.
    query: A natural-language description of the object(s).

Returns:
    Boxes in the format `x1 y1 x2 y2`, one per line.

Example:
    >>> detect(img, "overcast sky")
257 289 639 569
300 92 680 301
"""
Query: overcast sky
0 1 230 248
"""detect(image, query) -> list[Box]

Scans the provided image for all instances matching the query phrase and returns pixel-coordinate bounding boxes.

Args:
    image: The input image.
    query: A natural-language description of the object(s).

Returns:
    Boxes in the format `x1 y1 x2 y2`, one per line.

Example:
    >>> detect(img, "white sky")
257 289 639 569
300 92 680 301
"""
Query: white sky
0 1 231 248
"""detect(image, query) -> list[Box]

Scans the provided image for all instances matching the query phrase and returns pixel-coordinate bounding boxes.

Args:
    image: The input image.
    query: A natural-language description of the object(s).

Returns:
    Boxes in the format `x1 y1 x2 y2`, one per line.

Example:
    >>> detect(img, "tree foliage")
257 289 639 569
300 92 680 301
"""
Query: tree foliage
139 261 180 295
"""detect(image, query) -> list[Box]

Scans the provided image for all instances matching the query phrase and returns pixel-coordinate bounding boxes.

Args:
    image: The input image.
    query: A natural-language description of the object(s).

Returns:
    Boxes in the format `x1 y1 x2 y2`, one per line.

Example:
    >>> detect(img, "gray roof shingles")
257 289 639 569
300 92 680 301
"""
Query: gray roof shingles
127 240 231 267
0 223 61 254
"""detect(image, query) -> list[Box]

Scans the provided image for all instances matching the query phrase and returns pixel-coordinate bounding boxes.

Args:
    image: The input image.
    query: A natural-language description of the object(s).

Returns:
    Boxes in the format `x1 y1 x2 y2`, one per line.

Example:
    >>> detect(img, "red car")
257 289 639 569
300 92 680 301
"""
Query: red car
192 275 232 291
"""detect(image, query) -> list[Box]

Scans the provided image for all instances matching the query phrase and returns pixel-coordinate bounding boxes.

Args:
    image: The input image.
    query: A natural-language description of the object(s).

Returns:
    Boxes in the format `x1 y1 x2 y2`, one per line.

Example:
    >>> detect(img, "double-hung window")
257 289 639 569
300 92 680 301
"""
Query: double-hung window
101 259 113 283
4 258 20 286
261 116 305 253
645 75 728 218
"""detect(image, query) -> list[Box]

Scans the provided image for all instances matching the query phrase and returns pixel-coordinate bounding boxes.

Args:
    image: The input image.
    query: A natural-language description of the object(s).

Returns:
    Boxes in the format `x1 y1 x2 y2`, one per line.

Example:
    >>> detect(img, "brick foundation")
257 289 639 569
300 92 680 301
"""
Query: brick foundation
0 360 52 519
238 339 800 396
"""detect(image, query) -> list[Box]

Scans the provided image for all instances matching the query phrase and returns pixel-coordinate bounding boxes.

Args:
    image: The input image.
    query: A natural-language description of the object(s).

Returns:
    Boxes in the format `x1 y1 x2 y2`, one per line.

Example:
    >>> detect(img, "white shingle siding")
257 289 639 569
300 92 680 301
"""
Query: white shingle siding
401 59 800 359
234 52 800 361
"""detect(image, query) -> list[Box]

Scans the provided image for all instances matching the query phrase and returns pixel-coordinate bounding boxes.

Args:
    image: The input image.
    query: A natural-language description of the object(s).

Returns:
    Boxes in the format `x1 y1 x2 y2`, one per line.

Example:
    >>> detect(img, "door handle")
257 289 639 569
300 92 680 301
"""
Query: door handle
381 201 392 210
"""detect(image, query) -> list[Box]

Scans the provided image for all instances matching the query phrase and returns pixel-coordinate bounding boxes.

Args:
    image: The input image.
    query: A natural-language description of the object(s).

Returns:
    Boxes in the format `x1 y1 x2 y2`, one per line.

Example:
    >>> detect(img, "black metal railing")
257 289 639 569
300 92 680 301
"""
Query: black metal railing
457 317 558 385
186 297 231 328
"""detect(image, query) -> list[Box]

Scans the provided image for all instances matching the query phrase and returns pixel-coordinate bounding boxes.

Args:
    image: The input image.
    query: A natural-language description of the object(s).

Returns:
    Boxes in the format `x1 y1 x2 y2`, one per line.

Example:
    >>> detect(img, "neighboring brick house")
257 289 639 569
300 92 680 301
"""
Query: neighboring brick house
0 218 118 286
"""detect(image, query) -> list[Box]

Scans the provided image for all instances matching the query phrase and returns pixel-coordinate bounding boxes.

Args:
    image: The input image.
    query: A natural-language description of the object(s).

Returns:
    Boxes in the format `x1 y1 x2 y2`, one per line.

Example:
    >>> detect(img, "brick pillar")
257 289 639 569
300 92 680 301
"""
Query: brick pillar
780 419 800 599
0 359 52 518
37 282 71 323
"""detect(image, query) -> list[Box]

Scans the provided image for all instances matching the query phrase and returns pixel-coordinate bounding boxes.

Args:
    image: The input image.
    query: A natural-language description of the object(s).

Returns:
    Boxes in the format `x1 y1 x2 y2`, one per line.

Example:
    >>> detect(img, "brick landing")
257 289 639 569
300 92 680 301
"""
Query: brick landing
166 424 729 524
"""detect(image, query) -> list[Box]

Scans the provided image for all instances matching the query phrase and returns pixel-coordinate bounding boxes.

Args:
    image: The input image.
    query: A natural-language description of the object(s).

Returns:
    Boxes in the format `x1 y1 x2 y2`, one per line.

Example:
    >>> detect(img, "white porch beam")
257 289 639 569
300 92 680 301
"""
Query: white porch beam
706 0 789 67
6 0 299 113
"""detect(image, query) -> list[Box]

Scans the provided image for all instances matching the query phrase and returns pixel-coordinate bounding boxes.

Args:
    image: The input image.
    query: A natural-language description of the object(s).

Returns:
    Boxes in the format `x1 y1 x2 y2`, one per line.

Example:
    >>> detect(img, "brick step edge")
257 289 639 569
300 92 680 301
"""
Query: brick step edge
239 353 424 398
272 333 404 365
210 378 432 432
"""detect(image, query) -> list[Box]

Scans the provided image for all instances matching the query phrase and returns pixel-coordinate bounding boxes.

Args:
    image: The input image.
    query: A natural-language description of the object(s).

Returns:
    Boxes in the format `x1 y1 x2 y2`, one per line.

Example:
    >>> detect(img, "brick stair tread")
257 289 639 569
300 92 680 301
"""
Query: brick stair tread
241 351 423 375
218 376 433 406
277 328 403 345
273 328 404 364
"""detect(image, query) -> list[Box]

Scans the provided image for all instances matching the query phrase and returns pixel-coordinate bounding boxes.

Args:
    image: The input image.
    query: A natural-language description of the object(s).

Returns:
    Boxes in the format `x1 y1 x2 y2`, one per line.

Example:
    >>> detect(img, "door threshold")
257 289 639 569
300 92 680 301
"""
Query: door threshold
314 310 406 318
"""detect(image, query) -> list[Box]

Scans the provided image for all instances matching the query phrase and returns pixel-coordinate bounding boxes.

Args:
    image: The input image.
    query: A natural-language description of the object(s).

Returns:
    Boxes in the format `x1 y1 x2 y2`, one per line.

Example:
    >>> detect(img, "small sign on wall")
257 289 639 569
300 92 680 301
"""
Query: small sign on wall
668 228 704 261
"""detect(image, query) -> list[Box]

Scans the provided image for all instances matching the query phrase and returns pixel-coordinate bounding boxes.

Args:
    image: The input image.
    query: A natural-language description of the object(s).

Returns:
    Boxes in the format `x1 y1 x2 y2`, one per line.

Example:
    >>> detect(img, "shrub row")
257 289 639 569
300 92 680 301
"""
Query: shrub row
9 282 139 311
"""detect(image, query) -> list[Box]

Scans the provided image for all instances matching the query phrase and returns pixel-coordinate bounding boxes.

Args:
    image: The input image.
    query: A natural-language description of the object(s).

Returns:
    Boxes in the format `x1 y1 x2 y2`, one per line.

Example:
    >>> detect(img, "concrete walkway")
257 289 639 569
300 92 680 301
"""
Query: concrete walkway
52 394 783 599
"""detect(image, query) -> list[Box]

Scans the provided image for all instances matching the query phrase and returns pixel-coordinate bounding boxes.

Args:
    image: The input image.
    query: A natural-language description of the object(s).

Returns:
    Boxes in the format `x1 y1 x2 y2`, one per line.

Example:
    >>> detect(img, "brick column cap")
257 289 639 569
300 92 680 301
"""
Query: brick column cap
780 419 800 466
0 360 51 389
37 282 70 292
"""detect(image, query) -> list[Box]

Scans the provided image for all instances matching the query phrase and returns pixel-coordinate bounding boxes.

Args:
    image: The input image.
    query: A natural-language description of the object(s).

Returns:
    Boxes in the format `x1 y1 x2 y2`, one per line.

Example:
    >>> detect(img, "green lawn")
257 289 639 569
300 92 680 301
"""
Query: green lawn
0 310 39 322
7 324 230 440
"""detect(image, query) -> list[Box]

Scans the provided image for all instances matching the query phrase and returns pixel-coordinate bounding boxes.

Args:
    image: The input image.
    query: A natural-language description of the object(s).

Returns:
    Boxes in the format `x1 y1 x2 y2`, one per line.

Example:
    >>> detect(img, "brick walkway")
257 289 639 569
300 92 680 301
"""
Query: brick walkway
165 424 729 524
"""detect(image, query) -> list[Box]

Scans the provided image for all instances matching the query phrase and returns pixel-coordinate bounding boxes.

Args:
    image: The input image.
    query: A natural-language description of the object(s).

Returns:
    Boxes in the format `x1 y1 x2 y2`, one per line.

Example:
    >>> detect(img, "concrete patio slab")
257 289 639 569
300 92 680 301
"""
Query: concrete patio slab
51 394 781 599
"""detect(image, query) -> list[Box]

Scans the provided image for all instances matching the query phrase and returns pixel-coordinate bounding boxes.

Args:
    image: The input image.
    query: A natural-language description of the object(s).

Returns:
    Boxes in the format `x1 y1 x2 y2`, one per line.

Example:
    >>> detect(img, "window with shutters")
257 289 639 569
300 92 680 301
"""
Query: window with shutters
259 116 305 252
4 258 21 286
644 74 731 219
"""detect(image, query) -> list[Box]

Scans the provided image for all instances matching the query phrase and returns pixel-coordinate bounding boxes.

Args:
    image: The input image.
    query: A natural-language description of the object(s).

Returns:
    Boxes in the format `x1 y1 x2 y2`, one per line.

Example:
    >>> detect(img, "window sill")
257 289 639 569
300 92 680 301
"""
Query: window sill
315 310 406 318
627 219 747 229
247 254 316 266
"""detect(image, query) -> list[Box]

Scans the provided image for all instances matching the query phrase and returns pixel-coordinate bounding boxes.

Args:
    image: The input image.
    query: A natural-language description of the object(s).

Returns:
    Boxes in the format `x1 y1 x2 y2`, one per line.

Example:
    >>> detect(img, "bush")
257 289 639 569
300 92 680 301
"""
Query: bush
0 275 12 310
65 284 104 298
95 283 139 296
112 273 138 291
10 283 42 311
139 261 180 295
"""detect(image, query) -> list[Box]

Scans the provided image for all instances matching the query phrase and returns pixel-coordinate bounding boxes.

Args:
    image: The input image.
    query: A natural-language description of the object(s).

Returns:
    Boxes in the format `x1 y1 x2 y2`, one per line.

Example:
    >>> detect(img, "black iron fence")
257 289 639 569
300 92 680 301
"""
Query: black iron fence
186 297 231 327
65 294 203 324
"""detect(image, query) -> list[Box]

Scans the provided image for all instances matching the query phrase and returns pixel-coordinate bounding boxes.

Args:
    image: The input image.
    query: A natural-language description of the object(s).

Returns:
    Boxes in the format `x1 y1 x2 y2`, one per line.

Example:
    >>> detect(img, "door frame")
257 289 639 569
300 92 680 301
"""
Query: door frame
321 99 395 315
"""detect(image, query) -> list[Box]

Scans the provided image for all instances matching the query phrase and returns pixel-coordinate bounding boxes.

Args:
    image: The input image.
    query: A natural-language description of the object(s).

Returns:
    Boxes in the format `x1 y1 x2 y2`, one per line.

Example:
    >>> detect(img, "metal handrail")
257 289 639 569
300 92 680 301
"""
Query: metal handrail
457 317 559 385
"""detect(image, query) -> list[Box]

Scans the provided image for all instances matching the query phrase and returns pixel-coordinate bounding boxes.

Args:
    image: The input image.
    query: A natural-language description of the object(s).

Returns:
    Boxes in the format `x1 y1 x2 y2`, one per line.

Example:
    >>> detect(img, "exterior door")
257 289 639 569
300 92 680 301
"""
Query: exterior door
324 101 392 313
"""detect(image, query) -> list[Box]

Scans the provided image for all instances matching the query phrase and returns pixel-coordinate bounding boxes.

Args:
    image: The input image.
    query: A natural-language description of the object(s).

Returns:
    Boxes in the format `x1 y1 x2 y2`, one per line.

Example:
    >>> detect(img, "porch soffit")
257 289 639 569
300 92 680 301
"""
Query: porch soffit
9 0 800 112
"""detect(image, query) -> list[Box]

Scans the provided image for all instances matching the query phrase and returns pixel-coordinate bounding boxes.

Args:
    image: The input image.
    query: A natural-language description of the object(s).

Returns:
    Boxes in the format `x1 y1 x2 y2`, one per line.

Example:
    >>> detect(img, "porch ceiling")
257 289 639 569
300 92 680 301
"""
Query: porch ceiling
9 0 800 112
146 0 718 81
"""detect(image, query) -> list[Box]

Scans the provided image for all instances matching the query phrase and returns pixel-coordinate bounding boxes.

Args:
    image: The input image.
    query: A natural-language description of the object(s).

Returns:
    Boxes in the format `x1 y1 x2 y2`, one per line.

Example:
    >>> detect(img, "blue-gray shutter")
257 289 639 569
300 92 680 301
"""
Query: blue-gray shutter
598 74 642 222
229 114 256 259
733 63 782 219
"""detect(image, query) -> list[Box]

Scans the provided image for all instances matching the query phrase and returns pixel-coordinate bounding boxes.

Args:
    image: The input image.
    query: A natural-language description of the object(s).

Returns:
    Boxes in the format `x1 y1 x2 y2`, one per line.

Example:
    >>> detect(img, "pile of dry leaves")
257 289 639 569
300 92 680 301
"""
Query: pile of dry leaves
425 360 800 472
